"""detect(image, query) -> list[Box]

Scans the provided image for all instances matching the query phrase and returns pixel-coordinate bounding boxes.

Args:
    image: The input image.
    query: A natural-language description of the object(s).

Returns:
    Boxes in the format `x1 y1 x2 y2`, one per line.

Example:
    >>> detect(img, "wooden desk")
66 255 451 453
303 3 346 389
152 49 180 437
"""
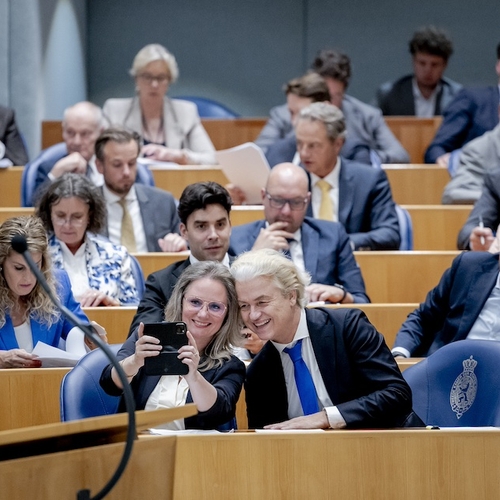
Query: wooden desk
83 306 136 344
403 204 471 250
0 206 34 223
41 120 62 150
134 252 187 278
0 166 23 206
384 116 442 163
354 251 459 303
384 164 450 205
0 368 70 431
202 118 267 150
150 166 229 199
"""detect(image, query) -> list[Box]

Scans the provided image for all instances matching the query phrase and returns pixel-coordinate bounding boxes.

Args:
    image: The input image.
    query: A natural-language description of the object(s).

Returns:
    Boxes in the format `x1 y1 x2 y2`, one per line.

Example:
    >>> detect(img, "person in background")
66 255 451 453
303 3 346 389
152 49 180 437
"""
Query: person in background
232 249 422 429
256 48 409 163
95 127 185 252
36 173 140 307
425 42 500 167
32 102 104 200
376 26 461 117
229 163 370 304
0 104 29 165
103 43 216 165
100 261 245 430
0 216 89 368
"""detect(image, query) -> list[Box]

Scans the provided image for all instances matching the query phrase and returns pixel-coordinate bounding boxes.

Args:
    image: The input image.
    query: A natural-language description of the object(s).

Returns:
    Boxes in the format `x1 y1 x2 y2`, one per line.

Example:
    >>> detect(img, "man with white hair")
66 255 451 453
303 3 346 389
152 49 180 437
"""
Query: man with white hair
232 249 422 430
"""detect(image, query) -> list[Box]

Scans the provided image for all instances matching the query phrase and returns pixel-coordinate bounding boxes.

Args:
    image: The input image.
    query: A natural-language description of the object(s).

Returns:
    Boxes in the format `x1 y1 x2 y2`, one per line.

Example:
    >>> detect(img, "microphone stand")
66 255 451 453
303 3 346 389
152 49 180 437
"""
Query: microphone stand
12 237 136 500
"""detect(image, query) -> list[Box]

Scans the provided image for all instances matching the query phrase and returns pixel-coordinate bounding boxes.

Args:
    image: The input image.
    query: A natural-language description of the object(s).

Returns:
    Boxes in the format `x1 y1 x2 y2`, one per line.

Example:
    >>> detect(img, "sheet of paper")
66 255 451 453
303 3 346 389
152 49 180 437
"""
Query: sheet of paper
137 157 180 169
148 428 224 435
32 341 81 367
215 142 270 204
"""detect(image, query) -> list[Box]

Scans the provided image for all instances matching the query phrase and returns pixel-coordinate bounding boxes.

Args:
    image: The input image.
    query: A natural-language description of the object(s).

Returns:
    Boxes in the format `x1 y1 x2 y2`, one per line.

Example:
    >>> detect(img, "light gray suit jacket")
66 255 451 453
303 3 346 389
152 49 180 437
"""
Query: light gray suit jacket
103 96 216 164
255 96 409 163
442 122 500 204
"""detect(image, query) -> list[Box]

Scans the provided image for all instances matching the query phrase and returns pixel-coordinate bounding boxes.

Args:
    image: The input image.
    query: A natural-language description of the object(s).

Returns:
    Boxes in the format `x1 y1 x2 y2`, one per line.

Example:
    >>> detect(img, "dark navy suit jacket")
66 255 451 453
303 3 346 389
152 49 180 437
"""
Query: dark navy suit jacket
393 252 499 357
425 86 499 163
245 307 420 429
305 158 400 250
229 217 369 303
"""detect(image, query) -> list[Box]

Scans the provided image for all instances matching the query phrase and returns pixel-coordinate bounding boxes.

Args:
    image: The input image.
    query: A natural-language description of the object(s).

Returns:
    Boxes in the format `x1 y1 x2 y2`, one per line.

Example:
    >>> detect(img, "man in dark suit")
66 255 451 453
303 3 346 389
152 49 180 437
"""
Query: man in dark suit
0 104 29 165
229 163 369 304
95 128 184 253
127 181 234 336
425 42 500 166
376 26 461 117
392 252 500 358
457 169 500 251
295 102 400 250
232 249 421 429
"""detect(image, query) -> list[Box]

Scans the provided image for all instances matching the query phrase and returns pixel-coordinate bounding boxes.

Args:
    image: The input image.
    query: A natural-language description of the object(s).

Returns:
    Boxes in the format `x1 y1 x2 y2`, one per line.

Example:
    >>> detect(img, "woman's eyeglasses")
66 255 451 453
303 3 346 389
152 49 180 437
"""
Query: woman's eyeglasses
138 73 170 85
183 296 227 317
52 214 87 227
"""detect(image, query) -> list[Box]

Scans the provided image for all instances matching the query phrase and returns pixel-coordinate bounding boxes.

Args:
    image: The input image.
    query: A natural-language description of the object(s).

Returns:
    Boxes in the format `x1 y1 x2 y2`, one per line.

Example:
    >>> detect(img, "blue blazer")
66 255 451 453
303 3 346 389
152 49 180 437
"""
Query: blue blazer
229 217 369 303
245 307 421 429
306 158 400 250
425 86 499 163
393 252 499 357
0 269 89 351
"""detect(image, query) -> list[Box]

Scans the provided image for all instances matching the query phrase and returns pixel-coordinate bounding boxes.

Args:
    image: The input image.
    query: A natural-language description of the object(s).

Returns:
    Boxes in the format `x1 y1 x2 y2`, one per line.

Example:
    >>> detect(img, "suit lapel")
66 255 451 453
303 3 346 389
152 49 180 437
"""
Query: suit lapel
338 160 354 226
135 185 154 251
300 222 319 280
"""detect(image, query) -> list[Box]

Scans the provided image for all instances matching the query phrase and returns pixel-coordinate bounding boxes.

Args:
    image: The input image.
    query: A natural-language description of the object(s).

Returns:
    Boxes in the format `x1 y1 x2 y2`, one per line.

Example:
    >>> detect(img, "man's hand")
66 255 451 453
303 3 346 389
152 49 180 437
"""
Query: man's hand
241 328 266 355
158 233 188 252
264 410 330 430
141 144 188 164
225 184 247 205
252 222 295 251
469 226 494 251
436 153 451 169
306 283 352 304
51 152 87 178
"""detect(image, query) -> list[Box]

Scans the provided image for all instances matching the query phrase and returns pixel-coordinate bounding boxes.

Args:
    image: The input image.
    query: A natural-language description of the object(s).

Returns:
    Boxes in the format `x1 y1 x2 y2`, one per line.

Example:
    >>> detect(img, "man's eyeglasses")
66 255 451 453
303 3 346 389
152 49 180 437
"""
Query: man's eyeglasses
265 192 308 211
183 296 227 317
138 73 170 85
52 214 87 227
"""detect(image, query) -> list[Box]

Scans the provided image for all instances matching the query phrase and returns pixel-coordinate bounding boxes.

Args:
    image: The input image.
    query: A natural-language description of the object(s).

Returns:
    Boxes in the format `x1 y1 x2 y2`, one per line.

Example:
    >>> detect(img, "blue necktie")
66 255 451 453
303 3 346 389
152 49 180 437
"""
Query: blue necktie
284 339 319 415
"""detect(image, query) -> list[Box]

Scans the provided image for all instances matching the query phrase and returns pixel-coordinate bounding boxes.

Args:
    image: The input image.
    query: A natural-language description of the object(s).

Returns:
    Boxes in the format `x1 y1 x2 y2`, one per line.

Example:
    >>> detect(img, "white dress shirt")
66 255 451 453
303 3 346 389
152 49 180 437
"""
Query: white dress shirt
58 240 89 300
412 78 440 118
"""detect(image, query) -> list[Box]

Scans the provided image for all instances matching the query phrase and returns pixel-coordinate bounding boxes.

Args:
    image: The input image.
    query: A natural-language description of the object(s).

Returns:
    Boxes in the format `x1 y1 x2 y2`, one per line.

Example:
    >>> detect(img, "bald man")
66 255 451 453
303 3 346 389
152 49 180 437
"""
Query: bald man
30 101 104 203
229 163 369 304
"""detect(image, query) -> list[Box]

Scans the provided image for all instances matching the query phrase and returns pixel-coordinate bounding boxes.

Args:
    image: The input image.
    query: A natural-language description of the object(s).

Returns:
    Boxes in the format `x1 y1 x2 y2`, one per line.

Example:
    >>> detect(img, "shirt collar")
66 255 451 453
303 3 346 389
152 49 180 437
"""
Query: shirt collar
189 253 230 268
271 309 308 352
309 157 341 190
102 184 137 203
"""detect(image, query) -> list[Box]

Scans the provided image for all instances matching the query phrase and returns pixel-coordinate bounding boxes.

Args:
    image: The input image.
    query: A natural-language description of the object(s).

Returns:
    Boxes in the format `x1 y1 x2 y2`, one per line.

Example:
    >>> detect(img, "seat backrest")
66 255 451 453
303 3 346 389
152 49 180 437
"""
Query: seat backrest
403 339 500 427
176 96 239 118
129 254 145 298
60 343 122 421
395 204 413 250
22 142 68 207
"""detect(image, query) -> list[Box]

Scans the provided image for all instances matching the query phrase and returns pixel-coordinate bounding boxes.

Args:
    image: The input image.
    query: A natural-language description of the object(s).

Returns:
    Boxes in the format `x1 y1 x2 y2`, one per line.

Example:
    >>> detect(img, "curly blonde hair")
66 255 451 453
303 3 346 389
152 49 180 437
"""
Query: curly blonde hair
0 216 59 327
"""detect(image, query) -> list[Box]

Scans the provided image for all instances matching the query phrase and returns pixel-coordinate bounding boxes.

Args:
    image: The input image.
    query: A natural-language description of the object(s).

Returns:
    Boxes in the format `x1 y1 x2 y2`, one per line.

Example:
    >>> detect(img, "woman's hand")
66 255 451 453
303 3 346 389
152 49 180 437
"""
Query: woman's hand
141 144 189 165
79 289 120 307
84 321 109 350
0 349 41 368
178 331 201 379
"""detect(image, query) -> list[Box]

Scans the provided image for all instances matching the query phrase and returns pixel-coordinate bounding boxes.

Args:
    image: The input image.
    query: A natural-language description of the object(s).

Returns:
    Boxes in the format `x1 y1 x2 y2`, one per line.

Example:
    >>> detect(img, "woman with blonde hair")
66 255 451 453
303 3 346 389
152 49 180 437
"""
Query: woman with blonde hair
103 43 216 165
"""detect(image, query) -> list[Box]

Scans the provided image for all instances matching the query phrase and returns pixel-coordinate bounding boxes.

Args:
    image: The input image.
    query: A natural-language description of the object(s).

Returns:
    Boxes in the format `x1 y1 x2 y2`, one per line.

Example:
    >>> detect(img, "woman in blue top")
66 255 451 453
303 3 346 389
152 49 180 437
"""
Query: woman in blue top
0 216 89 368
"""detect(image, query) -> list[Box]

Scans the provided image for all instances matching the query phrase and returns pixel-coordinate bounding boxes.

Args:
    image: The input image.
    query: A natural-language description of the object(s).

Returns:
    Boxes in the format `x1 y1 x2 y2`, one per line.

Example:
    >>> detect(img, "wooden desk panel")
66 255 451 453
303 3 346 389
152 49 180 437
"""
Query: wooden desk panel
0 167 23 207
134 252 187 278
354 251 459 303
384 164 450 205
150 167 229 199
231 205 264 226
404 204 471 250
0 368 70 431
0 207 34 223
41 120 63 150
83 307 136 344
384 116 442 163
201 118 267 150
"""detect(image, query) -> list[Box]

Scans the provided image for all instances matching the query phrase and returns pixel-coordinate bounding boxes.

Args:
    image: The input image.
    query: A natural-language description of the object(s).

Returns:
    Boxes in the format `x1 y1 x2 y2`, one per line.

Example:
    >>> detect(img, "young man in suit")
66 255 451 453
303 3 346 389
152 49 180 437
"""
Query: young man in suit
229 162 369 304
232 249 421 429
376 26 461 117
295 102 400 250
95 127 184 253
127 181 234 336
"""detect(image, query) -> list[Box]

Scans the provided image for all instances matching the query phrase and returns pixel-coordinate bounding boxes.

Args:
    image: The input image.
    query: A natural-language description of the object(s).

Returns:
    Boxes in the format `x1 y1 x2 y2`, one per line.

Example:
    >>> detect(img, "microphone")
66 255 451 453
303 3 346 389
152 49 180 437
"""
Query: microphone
12 235 136 500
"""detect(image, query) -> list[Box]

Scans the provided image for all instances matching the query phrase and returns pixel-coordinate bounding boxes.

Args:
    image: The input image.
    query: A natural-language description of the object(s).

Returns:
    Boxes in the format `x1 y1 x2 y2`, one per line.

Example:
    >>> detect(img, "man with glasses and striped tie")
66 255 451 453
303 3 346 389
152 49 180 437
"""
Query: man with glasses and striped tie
232 249 423 430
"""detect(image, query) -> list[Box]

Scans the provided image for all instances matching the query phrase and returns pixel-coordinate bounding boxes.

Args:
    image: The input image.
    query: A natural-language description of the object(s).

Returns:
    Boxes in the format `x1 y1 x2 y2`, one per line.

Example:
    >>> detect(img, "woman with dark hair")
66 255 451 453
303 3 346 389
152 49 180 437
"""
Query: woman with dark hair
0 216 89 368
101 261 245 430
36 173 139 307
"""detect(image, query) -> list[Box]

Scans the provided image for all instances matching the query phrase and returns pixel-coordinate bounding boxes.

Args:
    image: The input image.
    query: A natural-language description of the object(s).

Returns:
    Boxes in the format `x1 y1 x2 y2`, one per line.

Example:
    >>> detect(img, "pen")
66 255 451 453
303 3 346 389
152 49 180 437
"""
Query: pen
479 215 485 246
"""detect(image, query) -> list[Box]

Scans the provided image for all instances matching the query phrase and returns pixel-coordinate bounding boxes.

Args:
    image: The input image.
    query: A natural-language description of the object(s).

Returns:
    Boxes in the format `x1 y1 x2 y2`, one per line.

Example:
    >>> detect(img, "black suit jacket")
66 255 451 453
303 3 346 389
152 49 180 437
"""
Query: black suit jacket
246 307 420 429
0 105 28 165
393 252 499 357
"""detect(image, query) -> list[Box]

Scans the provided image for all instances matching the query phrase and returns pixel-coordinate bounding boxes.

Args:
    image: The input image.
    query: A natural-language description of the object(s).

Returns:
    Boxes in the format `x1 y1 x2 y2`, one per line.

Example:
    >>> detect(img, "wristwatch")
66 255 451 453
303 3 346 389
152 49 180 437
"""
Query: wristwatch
334 283 347 303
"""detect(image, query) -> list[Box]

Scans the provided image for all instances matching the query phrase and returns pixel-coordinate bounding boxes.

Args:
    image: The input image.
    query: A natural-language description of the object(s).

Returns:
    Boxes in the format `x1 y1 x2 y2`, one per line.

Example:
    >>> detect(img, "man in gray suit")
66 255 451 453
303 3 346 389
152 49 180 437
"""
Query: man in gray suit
256 49 409 164
95 127 186 252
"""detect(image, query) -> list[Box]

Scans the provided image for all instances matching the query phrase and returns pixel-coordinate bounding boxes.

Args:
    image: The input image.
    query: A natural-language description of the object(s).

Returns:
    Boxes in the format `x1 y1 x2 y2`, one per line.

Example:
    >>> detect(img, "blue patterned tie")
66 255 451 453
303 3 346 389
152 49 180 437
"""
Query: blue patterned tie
283 238 294 260
284 339 319 415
